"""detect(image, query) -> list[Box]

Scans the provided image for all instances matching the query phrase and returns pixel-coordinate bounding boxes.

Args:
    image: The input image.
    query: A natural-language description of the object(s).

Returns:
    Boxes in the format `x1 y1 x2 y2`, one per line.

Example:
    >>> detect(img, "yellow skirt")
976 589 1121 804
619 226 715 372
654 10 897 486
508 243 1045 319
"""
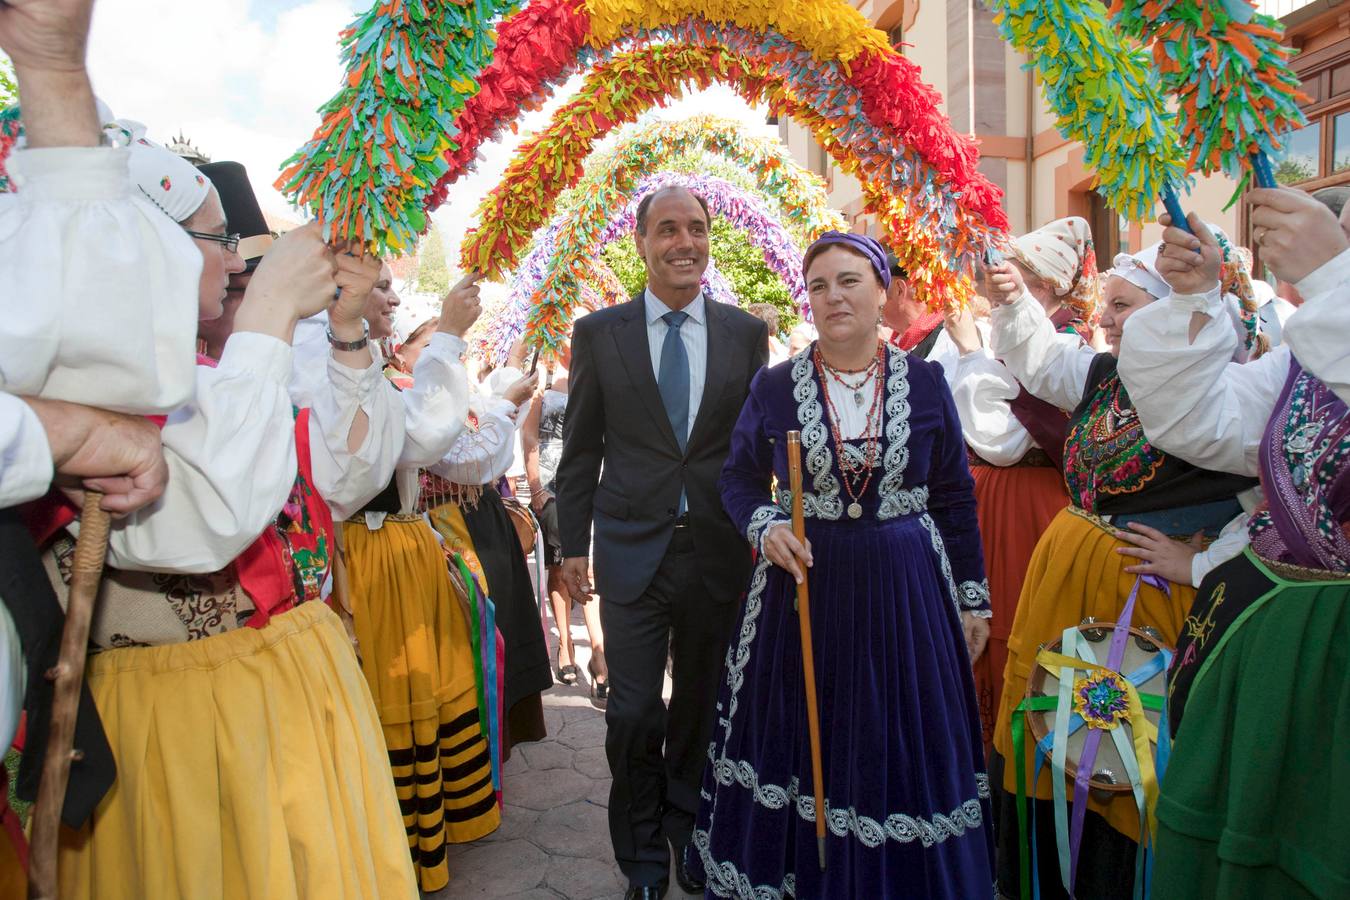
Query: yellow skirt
992 507 1196 841
341 517 499 892
57 601 418 900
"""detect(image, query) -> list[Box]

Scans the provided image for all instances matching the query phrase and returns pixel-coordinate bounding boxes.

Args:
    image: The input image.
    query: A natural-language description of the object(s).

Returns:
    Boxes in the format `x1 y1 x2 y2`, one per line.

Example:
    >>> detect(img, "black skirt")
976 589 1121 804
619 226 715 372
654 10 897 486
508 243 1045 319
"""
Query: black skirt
460 488 552 743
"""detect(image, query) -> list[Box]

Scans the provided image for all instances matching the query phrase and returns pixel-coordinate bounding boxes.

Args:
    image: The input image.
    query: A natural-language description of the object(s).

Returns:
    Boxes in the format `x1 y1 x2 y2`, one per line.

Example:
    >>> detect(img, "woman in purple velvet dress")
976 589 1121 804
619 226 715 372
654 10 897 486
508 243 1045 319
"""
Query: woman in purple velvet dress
689 232 995 898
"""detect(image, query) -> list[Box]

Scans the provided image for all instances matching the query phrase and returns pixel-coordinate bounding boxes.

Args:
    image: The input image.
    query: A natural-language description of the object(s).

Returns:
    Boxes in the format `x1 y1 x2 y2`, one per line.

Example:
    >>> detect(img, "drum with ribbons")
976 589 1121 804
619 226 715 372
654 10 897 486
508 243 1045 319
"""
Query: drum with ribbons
1008 574 1175 900
1025 621 1169 803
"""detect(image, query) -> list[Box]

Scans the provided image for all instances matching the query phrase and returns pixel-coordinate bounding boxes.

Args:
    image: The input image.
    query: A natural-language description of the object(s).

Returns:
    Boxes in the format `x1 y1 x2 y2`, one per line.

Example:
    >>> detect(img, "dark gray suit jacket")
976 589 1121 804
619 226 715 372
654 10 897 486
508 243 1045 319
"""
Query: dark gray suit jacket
556 295 768 604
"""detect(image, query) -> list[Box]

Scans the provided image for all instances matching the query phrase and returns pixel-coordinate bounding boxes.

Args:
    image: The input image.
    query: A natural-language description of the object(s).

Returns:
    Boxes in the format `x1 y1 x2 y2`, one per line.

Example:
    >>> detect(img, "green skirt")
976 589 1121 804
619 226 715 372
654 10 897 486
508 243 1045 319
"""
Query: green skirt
1154 549 1350 899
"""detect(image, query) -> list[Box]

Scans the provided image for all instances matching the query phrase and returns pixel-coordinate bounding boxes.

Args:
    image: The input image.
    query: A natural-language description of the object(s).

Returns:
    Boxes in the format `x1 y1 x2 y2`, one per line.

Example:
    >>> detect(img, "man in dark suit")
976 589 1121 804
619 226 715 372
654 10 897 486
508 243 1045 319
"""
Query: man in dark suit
556 186 768 899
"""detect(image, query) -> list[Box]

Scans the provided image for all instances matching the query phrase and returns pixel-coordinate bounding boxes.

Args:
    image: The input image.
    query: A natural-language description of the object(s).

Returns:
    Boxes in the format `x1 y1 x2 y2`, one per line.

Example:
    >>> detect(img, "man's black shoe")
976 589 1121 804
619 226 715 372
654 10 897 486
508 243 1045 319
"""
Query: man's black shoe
670 842 705 894
625 885 667 900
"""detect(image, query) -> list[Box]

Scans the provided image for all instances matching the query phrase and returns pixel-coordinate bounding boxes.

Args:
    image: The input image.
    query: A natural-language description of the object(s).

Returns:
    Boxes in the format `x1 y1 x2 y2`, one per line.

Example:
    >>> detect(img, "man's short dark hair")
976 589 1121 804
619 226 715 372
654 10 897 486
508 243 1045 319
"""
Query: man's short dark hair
1311 186 1350 219
635 186 712 236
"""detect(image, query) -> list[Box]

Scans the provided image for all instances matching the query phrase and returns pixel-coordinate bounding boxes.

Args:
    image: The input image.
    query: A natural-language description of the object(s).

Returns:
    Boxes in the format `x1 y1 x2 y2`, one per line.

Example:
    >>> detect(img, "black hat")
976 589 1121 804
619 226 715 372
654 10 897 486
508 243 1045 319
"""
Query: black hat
884 249 909 280
197 161 272 271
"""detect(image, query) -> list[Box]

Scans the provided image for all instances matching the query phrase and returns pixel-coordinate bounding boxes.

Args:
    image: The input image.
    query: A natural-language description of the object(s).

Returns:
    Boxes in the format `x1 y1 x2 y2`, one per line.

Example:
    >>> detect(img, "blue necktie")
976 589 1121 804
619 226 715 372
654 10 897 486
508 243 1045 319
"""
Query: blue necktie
658 311 691 451
658 311 690 514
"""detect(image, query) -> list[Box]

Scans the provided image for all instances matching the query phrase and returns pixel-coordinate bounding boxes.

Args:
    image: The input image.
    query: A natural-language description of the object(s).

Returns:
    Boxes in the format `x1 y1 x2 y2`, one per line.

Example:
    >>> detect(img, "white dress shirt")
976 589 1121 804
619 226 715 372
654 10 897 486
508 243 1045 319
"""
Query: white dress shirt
1116 248 1350 478
990 288 1099 413
291 309 411 521
645 288 708 442
0 146 200 414
66 332 299 572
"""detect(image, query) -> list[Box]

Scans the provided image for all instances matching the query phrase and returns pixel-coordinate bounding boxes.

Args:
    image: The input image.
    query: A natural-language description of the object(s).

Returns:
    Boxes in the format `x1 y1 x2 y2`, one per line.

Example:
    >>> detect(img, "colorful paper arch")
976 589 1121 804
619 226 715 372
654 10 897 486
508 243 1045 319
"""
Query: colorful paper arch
432 11 1004 235
485 171 821 360
282 0 1300 250
444 19 1001 251
554 115 842 237
280 0 1014 253
458 43 971 343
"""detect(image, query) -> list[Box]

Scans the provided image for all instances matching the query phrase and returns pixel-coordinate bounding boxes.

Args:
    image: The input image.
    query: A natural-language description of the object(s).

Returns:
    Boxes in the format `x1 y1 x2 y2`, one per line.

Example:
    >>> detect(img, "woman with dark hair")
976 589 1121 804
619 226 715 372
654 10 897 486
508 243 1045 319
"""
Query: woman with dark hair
691 232 994 897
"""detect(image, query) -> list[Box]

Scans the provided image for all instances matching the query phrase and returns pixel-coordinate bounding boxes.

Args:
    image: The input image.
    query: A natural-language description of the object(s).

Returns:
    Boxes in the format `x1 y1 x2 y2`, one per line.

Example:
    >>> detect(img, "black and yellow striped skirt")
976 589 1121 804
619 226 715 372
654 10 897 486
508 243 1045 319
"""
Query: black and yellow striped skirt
342 515 499 892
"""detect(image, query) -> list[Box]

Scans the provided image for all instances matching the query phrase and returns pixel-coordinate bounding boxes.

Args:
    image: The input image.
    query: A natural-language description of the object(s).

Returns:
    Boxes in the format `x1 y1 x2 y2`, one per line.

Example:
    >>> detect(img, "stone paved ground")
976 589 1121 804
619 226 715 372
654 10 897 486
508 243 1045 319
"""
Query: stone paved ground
430 605 699 900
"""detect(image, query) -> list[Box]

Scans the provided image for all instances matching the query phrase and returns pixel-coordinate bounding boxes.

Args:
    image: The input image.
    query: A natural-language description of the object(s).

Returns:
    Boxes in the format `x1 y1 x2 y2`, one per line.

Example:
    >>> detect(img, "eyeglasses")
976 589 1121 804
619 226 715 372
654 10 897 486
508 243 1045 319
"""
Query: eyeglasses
184 230 241 254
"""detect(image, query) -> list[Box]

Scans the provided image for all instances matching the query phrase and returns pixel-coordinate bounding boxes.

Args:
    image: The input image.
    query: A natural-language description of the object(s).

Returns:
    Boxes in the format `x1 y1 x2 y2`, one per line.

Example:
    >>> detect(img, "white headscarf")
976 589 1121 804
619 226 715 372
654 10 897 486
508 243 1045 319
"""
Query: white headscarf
107 120 212 223
1109 244 1170 301
1011 216 1100 318
1113 240 1261 362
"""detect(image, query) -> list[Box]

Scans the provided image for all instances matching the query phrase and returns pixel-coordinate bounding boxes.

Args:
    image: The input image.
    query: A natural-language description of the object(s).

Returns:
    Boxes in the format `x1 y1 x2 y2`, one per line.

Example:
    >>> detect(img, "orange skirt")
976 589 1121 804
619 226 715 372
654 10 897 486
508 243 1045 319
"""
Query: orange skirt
969 463 1069 750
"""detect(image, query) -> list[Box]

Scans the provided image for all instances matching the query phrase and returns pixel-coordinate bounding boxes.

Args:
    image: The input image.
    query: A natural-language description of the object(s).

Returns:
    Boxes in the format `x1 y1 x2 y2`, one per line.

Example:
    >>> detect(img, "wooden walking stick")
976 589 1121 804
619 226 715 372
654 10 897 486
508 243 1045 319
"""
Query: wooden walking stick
786 431 827 871
28 491 111 900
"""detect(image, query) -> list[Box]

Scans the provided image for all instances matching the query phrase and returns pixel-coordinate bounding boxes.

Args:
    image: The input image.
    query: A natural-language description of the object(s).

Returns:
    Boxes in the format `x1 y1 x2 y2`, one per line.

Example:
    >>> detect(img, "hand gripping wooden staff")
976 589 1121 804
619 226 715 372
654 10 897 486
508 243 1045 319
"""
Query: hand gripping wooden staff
786 431 826 871
28 491 110 900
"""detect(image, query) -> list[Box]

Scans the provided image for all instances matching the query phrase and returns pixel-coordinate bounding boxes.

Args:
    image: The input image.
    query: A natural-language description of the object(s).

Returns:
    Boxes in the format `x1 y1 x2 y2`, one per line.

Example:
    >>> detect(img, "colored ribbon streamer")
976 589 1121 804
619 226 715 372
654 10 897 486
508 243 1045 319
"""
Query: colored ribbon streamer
1021 574 1170 898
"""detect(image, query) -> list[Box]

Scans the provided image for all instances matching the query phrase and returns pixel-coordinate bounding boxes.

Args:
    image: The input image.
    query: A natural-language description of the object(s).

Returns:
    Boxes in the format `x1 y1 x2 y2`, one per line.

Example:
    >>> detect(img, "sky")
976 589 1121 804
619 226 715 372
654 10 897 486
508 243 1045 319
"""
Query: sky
77 0 778 261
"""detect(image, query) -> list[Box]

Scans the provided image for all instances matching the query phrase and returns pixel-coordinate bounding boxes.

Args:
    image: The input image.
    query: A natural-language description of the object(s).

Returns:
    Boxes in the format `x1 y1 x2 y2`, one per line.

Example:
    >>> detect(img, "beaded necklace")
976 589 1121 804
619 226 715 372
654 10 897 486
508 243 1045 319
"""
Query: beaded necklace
820 352 882 406
814 342 886 519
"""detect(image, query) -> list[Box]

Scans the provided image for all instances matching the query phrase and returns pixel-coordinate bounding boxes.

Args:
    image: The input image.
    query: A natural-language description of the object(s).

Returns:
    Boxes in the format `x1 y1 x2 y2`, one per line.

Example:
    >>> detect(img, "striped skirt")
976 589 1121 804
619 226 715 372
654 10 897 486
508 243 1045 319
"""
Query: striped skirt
342 516 499 892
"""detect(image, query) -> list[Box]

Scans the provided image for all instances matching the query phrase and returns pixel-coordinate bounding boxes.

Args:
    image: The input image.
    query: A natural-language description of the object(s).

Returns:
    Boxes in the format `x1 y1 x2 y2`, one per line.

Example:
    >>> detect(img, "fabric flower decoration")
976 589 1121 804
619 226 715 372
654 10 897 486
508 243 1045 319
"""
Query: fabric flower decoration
1072 670 1131 730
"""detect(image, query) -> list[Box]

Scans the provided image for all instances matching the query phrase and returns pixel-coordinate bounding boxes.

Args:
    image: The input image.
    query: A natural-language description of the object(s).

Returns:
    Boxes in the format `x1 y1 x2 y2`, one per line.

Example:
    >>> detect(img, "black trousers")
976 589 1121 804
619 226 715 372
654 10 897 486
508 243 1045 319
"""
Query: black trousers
600 526 738 888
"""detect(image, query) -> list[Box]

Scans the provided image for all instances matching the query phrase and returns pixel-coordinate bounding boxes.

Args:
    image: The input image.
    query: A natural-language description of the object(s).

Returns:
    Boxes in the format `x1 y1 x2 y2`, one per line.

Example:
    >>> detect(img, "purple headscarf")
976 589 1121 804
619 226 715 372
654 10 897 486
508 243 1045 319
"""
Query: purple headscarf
802 231 891 290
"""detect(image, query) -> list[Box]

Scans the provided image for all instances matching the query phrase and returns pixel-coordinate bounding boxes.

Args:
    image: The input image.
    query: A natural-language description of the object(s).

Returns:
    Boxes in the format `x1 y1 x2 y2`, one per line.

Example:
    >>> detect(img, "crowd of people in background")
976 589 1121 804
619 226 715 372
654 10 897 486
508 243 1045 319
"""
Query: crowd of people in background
2 2 1348 900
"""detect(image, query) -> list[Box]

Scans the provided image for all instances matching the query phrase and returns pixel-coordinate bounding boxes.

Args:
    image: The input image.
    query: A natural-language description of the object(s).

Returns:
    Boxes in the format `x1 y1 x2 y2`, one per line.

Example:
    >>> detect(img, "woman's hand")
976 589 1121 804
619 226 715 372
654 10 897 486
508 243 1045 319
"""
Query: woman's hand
440 272 484 338
1248 187 1349 285
1155 213 1221 296
332 243 382 311
944 304 983 355
763 523 813 585
984 262 1025 307
329 241 378 334
1114 523 1204 585
241 224 339 327
961 612 990 664
502 373 538 407
529 487 554 515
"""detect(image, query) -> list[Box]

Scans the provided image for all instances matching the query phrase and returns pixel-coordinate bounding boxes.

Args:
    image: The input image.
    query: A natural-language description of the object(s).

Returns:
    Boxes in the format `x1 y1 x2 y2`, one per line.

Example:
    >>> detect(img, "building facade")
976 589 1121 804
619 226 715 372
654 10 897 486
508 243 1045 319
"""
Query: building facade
1245 0 1350 244
779 0 1253 255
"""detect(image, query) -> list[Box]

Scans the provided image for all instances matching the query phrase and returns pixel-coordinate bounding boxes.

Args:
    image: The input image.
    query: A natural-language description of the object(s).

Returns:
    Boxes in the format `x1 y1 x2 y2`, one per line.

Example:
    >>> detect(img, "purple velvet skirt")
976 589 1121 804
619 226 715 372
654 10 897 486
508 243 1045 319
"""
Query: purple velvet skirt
690 514 995 898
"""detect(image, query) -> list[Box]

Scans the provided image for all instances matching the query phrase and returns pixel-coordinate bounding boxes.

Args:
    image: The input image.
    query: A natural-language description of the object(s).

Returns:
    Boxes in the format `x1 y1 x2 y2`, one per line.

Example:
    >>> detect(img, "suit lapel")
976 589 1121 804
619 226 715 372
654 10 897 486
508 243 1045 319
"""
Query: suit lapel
687 301 733 452
612 297 681 453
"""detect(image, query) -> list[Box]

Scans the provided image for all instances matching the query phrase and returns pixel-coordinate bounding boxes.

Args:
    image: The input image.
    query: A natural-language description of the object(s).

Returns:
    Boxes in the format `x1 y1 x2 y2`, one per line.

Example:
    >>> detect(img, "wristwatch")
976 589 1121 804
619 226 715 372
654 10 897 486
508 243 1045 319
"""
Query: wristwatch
326 321 369 352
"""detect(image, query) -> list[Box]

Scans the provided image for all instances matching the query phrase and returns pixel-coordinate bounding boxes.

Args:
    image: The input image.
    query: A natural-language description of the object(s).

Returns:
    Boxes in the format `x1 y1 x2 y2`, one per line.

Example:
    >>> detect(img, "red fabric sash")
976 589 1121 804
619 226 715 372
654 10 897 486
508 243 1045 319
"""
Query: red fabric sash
236 408 335 627
19 355 334 628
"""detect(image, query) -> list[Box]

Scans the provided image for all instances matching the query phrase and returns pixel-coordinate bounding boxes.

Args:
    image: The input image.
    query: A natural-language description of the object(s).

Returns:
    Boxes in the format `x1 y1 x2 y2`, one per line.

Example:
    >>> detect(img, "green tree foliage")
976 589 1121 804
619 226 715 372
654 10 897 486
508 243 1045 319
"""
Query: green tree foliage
601 215 798 332
0 56 17 108
413 224 451 297
1273 157 1315 186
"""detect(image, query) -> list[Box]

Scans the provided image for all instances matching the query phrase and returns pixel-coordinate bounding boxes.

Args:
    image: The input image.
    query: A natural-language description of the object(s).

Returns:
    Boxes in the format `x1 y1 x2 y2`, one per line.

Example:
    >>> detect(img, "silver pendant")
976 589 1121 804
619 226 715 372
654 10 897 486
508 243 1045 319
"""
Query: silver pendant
847 502 863 519
853 390 864 406
1287 422 1320 455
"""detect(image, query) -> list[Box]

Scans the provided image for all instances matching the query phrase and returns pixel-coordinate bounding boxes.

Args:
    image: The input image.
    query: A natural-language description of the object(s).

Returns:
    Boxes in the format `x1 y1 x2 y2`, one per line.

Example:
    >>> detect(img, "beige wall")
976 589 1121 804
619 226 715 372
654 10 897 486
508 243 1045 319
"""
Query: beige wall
781 0 1240 251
